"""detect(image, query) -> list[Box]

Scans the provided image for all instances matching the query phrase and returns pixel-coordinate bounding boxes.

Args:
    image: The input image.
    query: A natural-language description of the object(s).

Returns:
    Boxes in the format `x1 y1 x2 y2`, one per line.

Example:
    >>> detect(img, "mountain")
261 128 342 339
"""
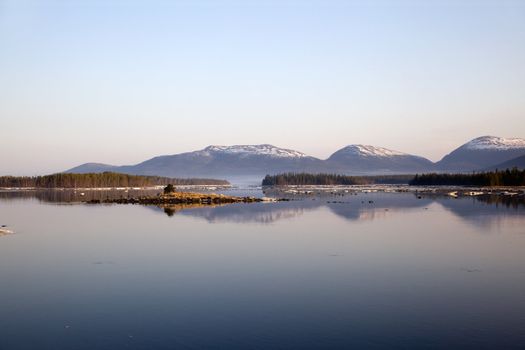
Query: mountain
65 136 525 179
484 154 525 171
66 163 119 173
327 145 434 173
435 136 525 171
66 145 325 178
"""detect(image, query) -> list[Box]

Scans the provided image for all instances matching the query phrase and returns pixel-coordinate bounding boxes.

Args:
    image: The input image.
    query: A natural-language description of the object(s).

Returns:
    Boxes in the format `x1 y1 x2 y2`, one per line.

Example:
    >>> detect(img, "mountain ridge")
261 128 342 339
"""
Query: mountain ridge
483 154 525 171
435 136 525 171
65 136 525 178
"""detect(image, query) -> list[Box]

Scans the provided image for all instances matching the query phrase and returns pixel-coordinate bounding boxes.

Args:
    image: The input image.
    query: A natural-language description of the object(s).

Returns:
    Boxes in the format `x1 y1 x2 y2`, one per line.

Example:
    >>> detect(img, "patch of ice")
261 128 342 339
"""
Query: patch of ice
0 228 14 236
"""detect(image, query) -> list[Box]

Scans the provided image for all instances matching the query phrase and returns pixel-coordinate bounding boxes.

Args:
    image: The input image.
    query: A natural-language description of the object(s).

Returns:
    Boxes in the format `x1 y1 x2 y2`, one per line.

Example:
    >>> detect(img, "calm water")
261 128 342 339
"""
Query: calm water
0 190 524 349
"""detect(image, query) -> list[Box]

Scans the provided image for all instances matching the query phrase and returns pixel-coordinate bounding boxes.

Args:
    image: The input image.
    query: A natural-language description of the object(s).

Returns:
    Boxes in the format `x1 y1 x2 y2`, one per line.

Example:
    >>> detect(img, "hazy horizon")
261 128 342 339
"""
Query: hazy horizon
2 0 524 175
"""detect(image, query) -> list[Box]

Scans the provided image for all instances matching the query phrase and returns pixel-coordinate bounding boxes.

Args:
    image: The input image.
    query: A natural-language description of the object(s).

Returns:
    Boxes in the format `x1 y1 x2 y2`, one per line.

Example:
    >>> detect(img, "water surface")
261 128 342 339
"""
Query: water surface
0 191 524 349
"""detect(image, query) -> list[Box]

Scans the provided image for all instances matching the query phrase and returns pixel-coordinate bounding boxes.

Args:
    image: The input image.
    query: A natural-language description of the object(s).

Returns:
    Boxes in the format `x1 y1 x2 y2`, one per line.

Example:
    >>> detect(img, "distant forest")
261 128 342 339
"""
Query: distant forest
262 169 525 187
0 172 229 188
409 168 525 186
261 173 414 186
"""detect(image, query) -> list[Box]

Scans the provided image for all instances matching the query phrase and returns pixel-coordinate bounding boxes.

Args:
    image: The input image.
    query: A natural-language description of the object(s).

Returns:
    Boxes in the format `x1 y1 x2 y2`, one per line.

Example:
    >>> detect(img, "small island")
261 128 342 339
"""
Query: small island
86 184 266 206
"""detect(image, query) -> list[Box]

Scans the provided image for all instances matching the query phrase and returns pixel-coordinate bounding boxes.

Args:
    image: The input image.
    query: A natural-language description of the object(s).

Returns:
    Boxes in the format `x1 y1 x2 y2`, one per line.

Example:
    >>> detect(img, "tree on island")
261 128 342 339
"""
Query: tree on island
164 184 176 194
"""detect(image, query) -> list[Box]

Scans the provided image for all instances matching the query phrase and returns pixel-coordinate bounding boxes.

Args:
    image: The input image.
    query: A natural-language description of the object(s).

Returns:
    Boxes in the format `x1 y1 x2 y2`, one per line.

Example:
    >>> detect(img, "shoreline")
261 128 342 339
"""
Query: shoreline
262 184 525 198
84 191 281 205
0 185 232 191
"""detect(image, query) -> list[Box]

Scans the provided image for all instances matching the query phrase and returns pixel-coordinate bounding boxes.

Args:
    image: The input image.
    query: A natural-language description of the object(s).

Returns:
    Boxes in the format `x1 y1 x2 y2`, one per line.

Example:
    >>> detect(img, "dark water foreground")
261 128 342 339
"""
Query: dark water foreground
0 190 524 349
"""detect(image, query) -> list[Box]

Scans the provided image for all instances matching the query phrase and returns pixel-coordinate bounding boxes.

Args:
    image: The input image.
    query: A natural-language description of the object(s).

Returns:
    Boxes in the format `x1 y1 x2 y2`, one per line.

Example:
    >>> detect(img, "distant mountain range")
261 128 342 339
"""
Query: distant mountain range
67 145 326 178
66 136 525 179
435 136 525 171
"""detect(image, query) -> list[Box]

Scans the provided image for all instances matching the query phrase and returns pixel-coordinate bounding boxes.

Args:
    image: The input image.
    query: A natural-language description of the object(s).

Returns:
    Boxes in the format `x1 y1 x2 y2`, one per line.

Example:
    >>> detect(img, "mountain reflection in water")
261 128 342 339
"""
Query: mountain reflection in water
1 189 523 228
149 193 523 229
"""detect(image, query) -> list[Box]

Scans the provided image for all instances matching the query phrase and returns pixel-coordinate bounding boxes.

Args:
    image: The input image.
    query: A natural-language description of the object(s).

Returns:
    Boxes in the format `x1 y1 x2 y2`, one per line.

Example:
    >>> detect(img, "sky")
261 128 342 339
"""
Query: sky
1 0 524 175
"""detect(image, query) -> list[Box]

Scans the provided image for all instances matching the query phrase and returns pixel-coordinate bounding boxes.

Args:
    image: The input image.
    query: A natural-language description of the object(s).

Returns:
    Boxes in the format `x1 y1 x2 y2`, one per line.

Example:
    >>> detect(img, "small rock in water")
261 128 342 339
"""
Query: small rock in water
0 227 14 235
461 268 481 273
92 261 115 265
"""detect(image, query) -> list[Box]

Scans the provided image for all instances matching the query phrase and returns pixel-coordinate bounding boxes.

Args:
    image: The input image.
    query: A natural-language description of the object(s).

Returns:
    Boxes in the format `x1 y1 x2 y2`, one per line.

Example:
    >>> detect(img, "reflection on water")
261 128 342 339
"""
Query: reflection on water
161 203 230 217
473 194 525 208
0 190 524 349
1 189 524 228
165 196 433 224
0 188 162 203
148 193 524 229
156 202 315 224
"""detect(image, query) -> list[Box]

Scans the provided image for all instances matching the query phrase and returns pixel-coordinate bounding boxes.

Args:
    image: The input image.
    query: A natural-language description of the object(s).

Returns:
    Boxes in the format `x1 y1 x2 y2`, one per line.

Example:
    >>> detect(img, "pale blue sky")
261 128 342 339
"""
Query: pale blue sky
1 0 524 175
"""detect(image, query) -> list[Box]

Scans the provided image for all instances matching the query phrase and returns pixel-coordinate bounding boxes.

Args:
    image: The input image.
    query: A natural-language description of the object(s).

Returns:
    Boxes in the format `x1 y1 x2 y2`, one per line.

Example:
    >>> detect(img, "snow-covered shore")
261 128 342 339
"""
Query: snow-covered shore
263 184 525 197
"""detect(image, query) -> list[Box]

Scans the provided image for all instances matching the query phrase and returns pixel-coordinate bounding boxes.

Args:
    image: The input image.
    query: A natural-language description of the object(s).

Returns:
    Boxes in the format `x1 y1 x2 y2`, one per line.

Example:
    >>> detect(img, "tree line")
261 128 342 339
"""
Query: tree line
261 173 414 186
262 169 525 187
0 172 229 188
409 168 525 186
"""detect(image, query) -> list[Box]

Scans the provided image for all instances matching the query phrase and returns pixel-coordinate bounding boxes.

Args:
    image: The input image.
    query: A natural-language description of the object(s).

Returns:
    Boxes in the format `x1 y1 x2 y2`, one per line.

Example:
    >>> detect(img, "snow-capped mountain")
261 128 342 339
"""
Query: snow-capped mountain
327 145 433 172
202 144 308 158
463 136 525 150
67 145 324 178
436 136 525 171
65 136 525 180
332 145 407 157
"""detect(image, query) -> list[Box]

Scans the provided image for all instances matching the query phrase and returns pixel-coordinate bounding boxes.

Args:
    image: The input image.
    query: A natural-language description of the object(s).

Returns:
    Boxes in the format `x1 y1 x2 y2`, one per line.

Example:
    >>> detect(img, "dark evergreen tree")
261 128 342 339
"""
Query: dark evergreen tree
164 184 175 194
